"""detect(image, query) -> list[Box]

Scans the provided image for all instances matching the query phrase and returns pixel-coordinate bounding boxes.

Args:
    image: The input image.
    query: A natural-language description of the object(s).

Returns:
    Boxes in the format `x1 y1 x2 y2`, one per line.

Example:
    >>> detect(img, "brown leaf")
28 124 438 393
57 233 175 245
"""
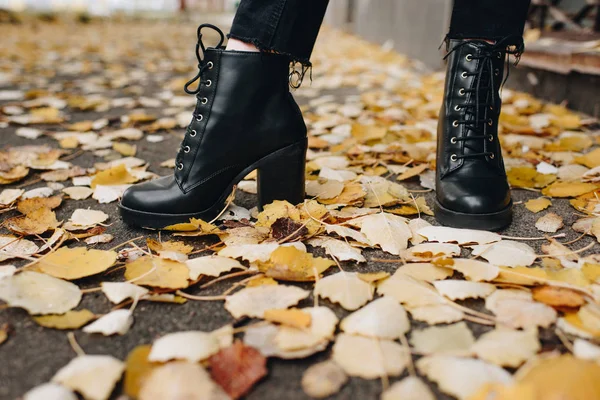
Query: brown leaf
17 195 62 215
532 286 586 309
209 340 267 400
270 217 308 241
6 208 60 235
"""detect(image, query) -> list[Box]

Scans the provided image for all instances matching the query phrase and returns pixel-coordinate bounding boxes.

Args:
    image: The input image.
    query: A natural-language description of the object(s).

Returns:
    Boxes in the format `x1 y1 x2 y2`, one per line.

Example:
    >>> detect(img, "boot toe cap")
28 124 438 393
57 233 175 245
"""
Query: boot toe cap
437 177 511 215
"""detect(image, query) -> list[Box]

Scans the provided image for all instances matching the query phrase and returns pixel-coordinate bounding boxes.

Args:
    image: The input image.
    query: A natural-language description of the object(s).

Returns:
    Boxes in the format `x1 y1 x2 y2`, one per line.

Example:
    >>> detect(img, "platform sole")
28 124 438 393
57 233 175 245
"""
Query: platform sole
434 199 512 231
119 139 307 230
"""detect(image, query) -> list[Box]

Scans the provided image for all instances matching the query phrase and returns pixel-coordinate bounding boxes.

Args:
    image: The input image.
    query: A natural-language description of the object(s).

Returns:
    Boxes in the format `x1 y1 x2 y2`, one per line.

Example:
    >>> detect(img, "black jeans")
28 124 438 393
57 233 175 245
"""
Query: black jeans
229 0 531 65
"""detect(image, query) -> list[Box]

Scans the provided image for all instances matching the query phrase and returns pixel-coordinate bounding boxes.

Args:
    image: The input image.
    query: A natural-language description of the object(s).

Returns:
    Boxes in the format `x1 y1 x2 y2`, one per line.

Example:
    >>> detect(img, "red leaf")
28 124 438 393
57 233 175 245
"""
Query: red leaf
209 340 267 399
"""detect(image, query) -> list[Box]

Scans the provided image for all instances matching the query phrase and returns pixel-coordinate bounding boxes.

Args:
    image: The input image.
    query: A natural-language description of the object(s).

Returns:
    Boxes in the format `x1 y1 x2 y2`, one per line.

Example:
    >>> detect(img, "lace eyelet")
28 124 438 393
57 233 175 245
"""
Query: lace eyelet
454 105 461 111
452 120 459 127
184 146 191 153
196 114 203 122
207 61 214 69
494 68 500 76
465 54 473 62
489 153 495 159
487 119 493 126
190 129 197 137
205 80 212 87
488 135 494 142
201 97 208 105
458 88 465 96
496 52 502 59
461 71 468 79
450 154 458 162
178 162 184 170
450 137 457 144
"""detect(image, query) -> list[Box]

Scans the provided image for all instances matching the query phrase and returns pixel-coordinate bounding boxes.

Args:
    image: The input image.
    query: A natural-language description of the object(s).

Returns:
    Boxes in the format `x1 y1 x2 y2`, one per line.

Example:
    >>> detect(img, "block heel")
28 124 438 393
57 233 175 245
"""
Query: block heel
257 140 307 209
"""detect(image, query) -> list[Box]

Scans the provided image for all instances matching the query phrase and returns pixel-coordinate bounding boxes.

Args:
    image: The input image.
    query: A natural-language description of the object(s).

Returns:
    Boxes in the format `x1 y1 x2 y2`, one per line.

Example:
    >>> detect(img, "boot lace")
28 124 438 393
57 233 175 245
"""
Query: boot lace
444 36 524 162
176 24 225 171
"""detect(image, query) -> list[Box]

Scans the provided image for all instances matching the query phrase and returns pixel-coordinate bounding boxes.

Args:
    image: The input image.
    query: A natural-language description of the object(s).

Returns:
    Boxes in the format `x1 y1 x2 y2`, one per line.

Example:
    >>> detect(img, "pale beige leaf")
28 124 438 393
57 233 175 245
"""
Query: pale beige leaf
244 323 328 359
274 306 338 351
307 237 366 262
332 333 408 379
535 212 563 233
354 213 411 255
24 383 77 400
0 188 24 206
52 355 125 400
101 282 149 304
433 280 496 300
340 296 410 339
225 285 310 318
377 274 445 308
314 271 374 310
410 322 475 356
186 255 245 280
471 240 537 267
472 328 540 367
302 360 348 399
139 361 228 400
487 297 556 329
62 186 93 200
149 331 220 363
448 258 500 282
83 309 133 336
407 305 465 325
402 243 460 262
324 224 371 245
416 355 513 400
67 209 108 229
0 235 39 262
381 376 435 400
395 263 453 282
573 339 600 361
417 226 501 245
0 271 81 315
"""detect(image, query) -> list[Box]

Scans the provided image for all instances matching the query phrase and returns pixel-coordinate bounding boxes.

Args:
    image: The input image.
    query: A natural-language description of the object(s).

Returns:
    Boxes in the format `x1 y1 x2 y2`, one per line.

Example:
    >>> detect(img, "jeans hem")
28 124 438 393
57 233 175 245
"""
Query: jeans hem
227 33 312 68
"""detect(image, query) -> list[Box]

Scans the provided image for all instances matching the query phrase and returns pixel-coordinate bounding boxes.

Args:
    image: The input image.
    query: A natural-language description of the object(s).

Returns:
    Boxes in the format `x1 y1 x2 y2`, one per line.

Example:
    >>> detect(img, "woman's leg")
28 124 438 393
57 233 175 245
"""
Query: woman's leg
228 0 329 65
120 1 329 228
448 0 531 40
434 0 531 231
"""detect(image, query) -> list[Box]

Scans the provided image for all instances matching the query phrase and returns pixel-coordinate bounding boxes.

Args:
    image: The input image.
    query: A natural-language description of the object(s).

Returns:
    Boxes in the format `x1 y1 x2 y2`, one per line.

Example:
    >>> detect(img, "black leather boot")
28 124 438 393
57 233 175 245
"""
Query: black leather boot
435 37 524 231
119 24 307 229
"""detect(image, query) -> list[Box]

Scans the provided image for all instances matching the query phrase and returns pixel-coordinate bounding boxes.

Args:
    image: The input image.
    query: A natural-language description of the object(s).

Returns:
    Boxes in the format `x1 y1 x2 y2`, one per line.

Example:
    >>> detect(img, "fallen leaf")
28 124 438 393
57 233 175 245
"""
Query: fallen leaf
535 212 563 233
256 246 334 282
525 197 551 213
243 323 328 359
410 322 475 356
472 328 540 367
62 186 93 200
52 355 125 400
532 285 586 308
541 181 598 197
264 308 312 329
17 195 62 215
301 360 348 399
417 355 513 400
225 285 310 318
0 235 39 262
23 383 77 400
407 304 465 325
124 256 190 289
381 376 435 400
139 361 228 400
38 247 117 280
65 209 109 229
123 345 159 399
417 226 501 245
33 309 95 329
340 296 410 339
91 164 136 188
471 241 537 267
307 237 366 262
314 271 374 310
332 333 408 379
83 309 133 336
573 338 600 361
378 274 445 308
149 331 220 363
186 255 245 280
209 340 267 400
402 242 461 262
353 213 411 255
274 306 338 351
6 207 60 235
0 271 81 315
433 280 496 300
448 258 500 282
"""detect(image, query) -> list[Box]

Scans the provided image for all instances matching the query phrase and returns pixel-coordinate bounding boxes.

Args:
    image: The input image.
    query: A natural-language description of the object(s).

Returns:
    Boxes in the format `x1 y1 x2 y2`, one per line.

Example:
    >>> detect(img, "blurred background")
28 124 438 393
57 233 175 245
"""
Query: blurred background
0 0 599 115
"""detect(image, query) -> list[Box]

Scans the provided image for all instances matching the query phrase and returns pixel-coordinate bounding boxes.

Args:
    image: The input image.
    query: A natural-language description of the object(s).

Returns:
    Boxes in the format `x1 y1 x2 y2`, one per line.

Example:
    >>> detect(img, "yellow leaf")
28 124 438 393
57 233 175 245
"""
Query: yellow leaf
582 263 600 283
495 266 548 286
532 286 586 308
575 148 600 169
550 114 581 130
468 383 537 400
59 136 79 149
124 345 161 399
357 271 390 283
33 309 96 329
124 256 190 289
507 167 556 189
264 308 312 329
113 142 137 156
146 239 193 254
351 124 387 142
91 164 136 188
68 120 94 132
256 200 301 228
163 218 220 234
17 195 62 215
396 164 428 181
38 247 117 280
547 268 591 288
319 182 366 206
562 313 600 337
257 246 334 282
246 276 278 287
524 197 551 213
6 208 60 235
541 181 598 198
0 325 8 345
516 355 600 400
